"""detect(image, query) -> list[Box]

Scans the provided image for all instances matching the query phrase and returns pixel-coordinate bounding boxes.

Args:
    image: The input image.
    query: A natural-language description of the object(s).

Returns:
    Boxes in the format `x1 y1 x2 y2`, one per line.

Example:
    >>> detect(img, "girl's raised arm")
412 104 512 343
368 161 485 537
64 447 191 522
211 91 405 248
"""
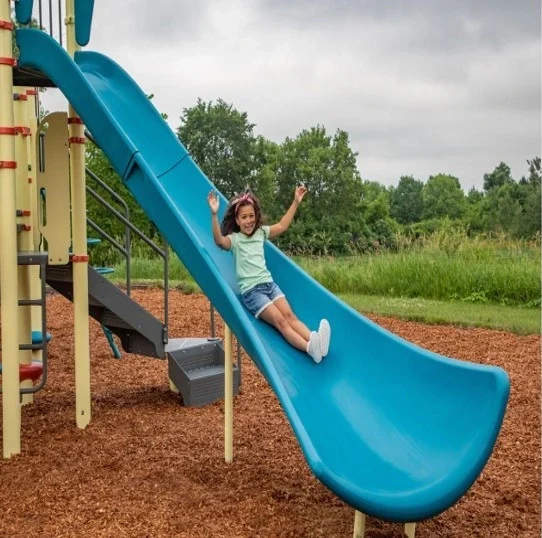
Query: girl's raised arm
269 185 307 239
207 191 232 250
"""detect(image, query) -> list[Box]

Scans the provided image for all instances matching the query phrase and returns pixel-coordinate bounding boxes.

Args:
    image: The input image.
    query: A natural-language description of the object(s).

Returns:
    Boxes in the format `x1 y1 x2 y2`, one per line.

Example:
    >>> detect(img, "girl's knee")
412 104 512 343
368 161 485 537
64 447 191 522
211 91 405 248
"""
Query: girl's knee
275 315 291 333
281 308 297 322
283 310 297 324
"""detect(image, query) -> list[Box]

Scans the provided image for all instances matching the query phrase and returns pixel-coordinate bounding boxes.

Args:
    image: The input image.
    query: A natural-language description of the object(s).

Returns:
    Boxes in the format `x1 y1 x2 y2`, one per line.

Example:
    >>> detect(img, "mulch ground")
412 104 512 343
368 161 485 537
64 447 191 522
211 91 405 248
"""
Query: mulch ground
0 289 540 538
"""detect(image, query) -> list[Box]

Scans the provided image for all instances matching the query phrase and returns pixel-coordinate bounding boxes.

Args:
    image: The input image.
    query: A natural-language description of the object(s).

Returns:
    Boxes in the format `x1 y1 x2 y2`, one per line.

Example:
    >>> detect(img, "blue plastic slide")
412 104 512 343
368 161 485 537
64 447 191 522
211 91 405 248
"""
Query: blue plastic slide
17 29 510 522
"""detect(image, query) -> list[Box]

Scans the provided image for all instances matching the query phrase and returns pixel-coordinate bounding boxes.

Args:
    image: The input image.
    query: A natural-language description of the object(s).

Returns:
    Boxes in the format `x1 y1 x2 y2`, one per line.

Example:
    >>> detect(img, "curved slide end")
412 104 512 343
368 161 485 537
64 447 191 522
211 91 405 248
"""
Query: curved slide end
313 364 510 521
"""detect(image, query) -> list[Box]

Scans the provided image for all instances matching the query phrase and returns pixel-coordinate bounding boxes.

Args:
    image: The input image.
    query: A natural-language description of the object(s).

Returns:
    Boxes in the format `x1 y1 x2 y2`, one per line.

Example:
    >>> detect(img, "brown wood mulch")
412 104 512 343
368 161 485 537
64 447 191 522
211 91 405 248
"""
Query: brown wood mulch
0 290 540 538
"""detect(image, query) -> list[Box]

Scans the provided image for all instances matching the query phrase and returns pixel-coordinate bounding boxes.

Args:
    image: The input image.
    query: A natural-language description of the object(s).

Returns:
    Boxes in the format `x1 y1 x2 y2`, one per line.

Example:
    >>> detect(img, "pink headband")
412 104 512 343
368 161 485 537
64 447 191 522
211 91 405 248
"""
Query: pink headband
234 193 254 213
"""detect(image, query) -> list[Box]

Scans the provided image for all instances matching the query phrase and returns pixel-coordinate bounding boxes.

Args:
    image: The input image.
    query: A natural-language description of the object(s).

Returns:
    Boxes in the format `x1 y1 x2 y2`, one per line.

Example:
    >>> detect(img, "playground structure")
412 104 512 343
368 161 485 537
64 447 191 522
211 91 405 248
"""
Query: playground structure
2 0 241 445
0 2 511 537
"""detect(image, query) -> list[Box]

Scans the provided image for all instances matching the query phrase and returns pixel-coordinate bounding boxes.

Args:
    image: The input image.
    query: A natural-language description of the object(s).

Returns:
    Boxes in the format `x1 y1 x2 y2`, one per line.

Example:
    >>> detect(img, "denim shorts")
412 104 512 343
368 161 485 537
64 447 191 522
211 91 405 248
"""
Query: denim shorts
241 281 285 318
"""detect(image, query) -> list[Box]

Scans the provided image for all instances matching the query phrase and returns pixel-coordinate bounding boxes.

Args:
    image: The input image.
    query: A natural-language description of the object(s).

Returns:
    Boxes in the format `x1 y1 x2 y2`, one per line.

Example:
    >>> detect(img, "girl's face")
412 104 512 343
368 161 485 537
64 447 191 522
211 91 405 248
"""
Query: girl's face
235 204 256 235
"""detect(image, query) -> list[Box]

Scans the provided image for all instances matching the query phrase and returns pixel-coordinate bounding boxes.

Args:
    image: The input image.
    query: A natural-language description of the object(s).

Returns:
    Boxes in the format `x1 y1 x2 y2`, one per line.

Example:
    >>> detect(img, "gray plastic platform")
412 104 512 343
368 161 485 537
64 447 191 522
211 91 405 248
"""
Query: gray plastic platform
167 338 240 407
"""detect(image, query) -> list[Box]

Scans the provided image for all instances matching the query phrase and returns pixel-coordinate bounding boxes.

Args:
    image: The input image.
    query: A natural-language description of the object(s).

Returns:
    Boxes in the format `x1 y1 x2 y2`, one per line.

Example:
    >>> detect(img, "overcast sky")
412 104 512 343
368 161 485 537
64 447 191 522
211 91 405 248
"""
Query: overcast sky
39 0 541 191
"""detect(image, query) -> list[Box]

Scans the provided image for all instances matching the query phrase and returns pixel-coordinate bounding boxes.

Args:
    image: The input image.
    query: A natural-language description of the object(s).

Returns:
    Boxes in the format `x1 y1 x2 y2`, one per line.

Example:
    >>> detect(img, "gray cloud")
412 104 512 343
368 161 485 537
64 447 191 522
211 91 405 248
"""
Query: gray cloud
40 0 541 190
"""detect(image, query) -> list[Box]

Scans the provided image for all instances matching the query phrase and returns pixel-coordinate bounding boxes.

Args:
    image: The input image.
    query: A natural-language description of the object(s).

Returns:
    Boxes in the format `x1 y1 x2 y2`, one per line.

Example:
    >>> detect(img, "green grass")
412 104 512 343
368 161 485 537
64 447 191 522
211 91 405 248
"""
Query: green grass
108 274 540 335
106 234 541 335
338 293 540 335
296 247 540 307
113 256 194 282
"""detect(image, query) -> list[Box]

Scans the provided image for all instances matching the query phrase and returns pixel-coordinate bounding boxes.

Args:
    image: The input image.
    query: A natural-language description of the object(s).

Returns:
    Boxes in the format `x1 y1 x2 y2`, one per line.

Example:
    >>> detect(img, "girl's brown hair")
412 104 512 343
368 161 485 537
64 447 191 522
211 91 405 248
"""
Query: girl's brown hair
220 189 263 237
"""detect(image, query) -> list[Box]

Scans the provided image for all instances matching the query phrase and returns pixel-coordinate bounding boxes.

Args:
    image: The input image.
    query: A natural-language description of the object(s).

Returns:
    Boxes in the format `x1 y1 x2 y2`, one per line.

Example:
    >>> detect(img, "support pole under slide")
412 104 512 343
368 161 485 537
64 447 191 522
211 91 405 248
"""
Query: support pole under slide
66 0 91 428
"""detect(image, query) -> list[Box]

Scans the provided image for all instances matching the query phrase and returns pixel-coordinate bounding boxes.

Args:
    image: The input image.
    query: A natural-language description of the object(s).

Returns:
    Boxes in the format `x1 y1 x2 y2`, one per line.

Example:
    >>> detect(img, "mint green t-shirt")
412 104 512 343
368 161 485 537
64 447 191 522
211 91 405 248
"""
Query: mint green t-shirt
228 225 272 294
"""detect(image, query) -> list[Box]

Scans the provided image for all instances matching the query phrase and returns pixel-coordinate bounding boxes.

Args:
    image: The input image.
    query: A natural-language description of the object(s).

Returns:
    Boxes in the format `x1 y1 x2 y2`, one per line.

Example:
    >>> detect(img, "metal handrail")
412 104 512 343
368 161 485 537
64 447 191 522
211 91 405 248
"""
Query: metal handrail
86 182 165 257
84 129 169 339
86 218 128 257
85 175 169 331
86 167 131 295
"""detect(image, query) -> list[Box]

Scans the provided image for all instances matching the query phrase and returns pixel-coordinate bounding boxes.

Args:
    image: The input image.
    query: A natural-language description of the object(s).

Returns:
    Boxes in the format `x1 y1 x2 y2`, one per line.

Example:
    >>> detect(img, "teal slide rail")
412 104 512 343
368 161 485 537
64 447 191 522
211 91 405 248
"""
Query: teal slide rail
17 28 509 522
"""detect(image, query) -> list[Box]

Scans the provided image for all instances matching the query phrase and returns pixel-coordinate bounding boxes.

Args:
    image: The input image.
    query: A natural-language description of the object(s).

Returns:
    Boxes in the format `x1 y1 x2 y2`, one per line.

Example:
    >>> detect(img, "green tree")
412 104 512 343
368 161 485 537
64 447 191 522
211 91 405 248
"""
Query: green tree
273 126 365 254
422 174 466 220
518 182 541 237
463 187 485 232
177 98 257 197
516 157 541 237
475 158 541 238
389 175 424 224
361 181 390 224
524 157 541 187
250 136 280 217
483 162 514 192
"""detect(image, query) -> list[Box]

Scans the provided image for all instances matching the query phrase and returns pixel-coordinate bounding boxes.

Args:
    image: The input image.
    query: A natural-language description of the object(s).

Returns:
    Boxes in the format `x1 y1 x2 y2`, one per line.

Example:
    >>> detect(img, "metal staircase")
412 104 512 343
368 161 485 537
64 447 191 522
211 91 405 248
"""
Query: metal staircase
45 261 241 406
46 263 166 358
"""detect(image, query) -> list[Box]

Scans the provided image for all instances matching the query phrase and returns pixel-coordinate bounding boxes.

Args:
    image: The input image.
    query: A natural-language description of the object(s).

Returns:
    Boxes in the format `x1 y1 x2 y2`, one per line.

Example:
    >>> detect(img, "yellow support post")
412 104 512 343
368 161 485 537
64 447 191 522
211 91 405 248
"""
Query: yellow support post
353 511 366 538
66 0 91 428
0 0 22 457
404 522 416 537
224 324 233 463
14 85 33 405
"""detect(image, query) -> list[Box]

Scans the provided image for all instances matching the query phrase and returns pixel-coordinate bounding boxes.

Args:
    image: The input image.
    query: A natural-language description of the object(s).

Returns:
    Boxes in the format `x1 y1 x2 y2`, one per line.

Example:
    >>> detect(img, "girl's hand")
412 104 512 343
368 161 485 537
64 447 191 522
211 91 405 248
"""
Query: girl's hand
294 184 308 204
207 191 219 214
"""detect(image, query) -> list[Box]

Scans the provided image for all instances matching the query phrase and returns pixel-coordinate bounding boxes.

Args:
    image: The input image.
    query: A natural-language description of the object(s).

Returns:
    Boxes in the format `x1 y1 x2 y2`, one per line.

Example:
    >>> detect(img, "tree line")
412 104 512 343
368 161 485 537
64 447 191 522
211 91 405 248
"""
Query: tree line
85 98 541 259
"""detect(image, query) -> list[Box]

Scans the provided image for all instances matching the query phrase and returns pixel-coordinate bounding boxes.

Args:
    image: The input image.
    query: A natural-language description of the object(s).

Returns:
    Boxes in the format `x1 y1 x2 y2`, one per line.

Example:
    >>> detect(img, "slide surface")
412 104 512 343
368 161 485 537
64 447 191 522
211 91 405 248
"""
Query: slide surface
17 29 510 522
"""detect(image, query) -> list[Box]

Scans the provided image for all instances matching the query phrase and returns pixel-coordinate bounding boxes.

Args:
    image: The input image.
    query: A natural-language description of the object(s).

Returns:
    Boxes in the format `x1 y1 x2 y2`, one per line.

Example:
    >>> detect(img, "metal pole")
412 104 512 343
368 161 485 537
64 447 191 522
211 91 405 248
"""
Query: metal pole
57 0 62 46
125 208 131 296
66 0 91 428
48 0 53 38
224 324 233 463
1 0 22 458
163 237 169 343
210 303 215 337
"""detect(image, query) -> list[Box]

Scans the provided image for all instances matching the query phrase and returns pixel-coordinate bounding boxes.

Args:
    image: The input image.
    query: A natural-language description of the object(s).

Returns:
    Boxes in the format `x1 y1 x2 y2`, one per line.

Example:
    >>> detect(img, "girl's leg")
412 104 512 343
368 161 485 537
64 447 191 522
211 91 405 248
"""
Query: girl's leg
273 297 311 341
258 303 309 352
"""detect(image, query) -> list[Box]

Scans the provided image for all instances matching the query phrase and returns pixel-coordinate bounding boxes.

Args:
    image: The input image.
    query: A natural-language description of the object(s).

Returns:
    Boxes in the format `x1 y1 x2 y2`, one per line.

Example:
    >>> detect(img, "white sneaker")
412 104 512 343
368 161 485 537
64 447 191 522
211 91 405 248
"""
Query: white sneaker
318 319 331 357
306 331 322 364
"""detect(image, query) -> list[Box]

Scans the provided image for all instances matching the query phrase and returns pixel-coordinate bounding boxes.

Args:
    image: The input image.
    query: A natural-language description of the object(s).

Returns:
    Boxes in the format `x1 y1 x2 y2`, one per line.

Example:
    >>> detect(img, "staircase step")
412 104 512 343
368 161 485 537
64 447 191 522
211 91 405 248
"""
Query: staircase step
166 338 222 370
46 263 165 358
167 338 240 407
188 364 227 379
95 267 114 275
